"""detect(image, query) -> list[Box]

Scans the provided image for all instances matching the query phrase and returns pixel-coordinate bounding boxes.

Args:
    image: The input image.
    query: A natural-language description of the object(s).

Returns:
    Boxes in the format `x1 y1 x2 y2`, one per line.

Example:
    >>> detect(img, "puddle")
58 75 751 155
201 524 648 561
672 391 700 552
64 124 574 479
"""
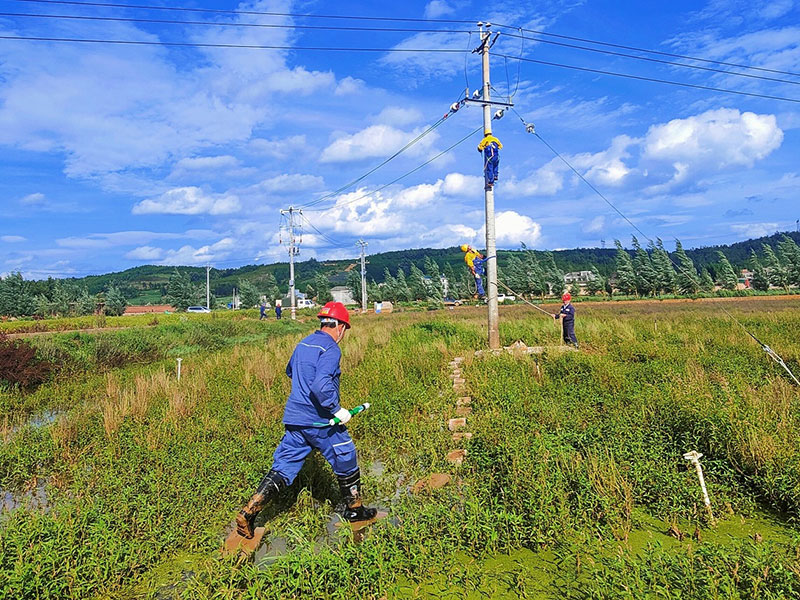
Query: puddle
5 409 66 441
1 478 49 513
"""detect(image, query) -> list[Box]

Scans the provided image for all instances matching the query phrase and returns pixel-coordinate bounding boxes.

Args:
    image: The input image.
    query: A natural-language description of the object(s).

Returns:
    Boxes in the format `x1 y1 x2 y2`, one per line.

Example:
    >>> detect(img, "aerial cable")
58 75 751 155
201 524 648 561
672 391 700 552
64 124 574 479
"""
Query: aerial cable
300 213 347 248
492 22 800 78
0 11 477 35
518 116 798 384
11 0 476 25
493 34 800 86
494 53 800 104
305 125 484 214
0 34 468 54
300 101 461 210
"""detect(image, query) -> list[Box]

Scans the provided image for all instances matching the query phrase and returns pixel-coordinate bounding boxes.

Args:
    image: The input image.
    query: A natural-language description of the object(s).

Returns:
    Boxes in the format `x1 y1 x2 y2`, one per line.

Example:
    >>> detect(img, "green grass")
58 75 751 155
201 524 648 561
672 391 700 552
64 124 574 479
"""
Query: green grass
1 299 800 598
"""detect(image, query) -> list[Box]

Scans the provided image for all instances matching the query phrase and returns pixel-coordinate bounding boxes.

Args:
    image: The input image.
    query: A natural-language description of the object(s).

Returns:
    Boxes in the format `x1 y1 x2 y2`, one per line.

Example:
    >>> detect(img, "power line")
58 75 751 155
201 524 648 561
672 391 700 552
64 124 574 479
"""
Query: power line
0 34 467 53
495 32 800 87
300 213 347 248
0 11 475 35
300 107 458 210
493 23 800 78
305 125 484 213
496 53 800 104
10 0 475 24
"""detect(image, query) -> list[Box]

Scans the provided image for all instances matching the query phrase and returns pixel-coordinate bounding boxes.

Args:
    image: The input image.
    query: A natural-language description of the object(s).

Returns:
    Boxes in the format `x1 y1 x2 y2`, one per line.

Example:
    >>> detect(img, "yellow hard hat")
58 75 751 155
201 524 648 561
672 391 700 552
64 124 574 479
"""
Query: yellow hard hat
460 244 469 252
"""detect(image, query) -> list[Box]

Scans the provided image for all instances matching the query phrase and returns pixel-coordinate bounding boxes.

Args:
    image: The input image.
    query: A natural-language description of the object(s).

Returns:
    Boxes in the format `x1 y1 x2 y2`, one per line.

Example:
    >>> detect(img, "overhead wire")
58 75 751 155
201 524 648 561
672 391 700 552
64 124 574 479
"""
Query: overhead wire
300 213 348 248
513 110 798 384
304 125 484 214
495 53 800 104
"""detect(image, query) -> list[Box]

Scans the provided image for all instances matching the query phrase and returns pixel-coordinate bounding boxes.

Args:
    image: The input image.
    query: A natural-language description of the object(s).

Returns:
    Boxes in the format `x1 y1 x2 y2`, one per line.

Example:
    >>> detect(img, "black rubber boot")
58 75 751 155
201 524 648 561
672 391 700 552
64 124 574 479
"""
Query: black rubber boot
338 469 378 522
235 469 286 538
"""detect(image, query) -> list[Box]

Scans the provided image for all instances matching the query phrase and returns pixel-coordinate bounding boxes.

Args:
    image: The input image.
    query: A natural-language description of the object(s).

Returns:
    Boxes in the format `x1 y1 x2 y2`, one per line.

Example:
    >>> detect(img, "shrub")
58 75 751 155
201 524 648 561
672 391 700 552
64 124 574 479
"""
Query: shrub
0 333 52 388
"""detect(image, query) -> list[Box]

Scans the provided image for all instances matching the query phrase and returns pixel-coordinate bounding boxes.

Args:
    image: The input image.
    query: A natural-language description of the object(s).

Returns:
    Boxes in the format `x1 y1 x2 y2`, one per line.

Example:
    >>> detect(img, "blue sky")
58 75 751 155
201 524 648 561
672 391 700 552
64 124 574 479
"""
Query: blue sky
1 0 799 278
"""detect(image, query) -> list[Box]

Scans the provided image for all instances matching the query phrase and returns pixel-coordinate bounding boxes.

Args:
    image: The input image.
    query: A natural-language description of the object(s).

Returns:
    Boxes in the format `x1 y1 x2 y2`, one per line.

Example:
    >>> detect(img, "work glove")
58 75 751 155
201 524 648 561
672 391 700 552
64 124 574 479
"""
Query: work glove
334 407 352 425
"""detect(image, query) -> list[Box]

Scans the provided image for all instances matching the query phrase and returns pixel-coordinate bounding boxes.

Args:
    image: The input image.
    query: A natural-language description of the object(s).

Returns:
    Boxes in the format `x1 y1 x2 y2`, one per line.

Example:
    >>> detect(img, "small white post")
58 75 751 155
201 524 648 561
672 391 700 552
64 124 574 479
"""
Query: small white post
177 358 182 381
683 450 714 520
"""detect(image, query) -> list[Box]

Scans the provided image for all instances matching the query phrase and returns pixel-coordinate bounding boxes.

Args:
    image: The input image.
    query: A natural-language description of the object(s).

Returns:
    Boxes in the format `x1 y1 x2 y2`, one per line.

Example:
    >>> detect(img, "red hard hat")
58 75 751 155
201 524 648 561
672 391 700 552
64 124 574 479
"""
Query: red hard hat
318 301 351 328
562 293 571 302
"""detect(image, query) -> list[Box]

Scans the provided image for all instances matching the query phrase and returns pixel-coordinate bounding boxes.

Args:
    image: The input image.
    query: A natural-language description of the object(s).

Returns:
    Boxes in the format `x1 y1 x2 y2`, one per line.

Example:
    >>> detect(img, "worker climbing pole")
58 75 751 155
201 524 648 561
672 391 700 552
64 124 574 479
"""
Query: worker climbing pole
465 22 514 349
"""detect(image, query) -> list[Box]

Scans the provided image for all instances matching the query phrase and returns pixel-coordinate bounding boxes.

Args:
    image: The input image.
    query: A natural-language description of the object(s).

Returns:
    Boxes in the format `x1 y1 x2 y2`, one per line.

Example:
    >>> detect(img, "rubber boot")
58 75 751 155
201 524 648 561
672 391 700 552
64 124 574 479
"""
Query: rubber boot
338 469 377 522
235 469 286 539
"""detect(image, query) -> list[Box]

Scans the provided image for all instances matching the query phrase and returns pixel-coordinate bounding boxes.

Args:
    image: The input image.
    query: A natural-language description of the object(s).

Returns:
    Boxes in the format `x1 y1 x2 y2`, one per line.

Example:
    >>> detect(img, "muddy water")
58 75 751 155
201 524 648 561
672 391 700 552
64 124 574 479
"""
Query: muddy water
1 478 49 513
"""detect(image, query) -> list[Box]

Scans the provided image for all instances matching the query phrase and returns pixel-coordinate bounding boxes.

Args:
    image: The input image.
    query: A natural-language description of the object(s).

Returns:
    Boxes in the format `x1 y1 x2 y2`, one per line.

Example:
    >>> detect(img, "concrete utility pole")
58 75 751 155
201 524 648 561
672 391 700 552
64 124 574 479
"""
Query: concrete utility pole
473 23 505 349
356 239 368 312
280 206 302 320
205 265 210 310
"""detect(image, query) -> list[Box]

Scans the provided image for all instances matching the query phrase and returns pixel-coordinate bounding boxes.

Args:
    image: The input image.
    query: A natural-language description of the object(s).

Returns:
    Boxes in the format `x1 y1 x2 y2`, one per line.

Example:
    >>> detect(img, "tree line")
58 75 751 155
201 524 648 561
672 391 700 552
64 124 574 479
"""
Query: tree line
0 274 127 318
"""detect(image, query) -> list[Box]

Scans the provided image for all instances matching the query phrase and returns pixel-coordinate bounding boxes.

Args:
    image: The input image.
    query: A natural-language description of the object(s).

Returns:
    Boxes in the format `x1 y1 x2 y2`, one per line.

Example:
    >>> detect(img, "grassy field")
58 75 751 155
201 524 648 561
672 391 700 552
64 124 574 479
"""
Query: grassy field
1 299 800 599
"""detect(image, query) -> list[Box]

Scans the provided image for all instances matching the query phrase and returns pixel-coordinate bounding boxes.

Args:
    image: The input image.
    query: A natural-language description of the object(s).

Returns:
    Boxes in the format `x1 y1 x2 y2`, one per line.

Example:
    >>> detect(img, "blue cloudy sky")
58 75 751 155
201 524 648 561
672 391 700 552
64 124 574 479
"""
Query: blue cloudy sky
1 0 799 278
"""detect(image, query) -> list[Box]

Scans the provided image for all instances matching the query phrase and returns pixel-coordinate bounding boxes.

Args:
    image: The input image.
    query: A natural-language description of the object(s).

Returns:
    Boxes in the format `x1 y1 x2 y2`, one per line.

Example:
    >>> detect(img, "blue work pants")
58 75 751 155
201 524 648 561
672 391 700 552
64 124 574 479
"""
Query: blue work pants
270 425 359 485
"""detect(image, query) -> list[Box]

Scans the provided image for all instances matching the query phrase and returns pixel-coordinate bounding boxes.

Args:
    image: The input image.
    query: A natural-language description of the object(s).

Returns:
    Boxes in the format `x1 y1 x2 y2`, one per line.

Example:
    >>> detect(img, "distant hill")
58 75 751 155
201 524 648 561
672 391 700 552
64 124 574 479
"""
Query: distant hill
50 231 800 304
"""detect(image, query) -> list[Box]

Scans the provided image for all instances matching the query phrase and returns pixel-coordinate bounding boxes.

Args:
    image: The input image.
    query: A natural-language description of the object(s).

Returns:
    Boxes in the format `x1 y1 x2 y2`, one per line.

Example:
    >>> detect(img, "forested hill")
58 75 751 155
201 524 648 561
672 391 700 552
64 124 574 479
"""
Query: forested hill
35 231 800 304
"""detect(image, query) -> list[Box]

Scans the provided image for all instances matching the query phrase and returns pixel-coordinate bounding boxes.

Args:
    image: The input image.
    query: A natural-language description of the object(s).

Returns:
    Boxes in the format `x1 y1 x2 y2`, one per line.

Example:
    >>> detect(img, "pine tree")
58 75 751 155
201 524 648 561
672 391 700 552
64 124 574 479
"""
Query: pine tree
264 272 280 303
104 285 128 316
346 270 362 304
423 256 444 301
613 240 637 295
651 239 676 295
313 272 332 303
383 267 398 302
165 269 201 311
716 251 738 290
777 235 800 287
762 243 788 291
673 240 700 295
586 266 604 296
632 236 656 296
699 269 715 293
394 268 412 302
523 251 547 297
76 288 96 315
442 262 458 300
542 251 564 296
0 272 35 317
750 249 769 292
238 279 260 308
408 264 428 300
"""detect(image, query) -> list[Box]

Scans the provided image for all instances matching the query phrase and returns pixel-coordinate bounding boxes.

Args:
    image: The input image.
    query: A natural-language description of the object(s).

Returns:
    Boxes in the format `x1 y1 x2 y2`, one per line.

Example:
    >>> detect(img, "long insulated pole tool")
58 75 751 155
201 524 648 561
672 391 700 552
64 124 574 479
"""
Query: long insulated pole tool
313 403 371 427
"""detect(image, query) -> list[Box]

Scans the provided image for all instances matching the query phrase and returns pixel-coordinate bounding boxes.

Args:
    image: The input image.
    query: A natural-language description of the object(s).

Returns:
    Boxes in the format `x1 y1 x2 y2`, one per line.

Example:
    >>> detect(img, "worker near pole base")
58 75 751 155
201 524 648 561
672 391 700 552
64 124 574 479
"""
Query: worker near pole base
477 132 502 189
235 301 376 538
553 293 578 348
460 244 486 298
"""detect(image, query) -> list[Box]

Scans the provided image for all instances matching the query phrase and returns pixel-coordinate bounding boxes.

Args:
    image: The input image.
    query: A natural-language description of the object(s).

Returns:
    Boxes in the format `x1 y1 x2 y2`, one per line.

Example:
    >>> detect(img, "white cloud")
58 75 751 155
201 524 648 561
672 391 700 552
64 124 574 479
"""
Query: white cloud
172 155 240 172
1 235 26 243
441 173 484 196
504 159 566 196
371 106 424 127
424 1 455 18
248 135 309 158
20 193 45 205
125 246 163 260
132 187 240 215
489 211 543 247
583 216 605 234
56 231 184 249
159 237 238 266
643 108 783 168
334 76 367 96
731 222 779 237
319 124 439 163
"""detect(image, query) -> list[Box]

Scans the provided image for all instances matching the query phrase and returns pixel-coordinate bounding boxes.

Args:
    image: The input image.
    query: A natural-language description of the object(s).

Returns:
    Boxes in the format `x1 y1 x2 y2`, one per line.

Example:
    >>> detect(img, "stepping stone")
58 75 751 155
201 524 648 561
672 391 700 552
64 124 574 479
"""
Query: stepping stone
452 432 472 442
222 526 265 557
446 449 467 465
411 473 452 494
335 511 389 532
455 406 472 416
456 396 471 406
453 357 464 364
448 418 467 431
453 378 465 385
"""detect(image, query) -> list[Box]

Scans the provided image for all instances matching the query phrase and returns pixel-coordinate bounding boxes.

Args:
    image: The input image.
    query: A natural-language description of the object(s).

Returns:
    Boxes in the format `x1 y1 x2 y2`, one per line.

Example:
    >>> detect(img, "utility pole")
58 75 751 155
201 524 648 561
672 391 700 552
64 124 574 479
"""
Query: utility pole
469 22 507 349
280 206 302 320
356 239 368 312
205 265 210 310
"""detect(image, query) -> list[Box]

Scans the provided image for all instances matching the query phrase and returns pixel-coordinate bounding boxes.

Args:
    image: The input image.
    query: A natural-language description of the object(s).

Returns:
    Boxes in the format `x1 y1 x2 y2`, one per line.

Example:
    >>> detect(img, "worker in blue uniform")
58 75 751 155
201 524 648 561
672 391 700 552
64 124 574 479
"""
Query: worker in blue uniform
477 132 502 189
235 301 377 538
553 293 578 348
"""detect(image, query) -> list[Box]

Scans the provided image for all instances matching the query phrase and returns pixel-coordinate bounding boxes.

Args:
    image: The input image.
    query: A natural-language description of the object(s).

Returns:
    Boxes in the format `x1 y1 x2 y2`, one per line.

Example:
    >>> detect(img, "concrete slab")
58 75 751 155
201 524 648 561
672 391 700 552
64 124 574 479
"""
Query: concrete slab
448 417 467 431
446 449 467 465
222 526 265 557
474 342 577 358
455 406 472 416
453 357 464 364
452 432 473 442
456 396 471 406
335 510 389 532
453 378 465 385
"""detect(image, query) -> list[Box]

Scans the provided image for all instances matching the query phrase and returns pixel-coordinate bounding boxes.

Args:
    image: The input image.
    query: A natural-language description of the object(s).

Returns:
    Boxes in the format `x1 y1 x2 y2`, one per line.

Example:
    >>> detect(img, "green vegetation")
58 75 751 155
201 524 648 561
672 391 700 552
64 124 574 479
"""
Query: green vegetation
1 298 800 598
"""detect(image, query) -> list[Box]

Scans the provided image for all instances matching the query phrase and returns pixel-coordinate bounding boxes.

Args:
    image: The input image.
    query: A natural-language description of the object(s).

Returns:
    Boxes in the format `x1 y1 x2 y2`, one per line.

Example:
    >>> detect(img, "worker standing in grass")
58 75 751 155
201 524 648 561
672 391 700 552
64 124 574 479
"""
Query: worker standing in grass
235 301 376 539
275 301 282 320
553 293 579 348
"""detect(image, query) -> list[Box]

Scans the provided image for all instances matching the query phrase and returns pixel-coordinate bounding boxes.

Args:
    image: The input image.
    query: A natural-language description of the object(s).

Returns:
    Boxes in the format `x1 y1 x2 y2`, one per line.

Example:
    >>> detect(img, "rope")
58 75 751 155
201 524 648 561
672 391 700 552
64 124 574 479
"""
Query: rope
498 279 553 317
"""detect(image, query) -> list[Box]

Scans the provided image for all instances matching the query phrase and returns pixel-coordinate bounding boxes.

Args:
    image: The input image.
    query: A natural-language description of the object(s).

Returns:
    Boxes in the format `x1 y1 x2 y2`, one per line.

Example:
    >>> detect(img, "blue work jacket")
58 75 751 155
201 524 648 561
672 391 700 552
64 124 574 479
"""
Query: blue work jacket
559 303 575 324
282 330 343 426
